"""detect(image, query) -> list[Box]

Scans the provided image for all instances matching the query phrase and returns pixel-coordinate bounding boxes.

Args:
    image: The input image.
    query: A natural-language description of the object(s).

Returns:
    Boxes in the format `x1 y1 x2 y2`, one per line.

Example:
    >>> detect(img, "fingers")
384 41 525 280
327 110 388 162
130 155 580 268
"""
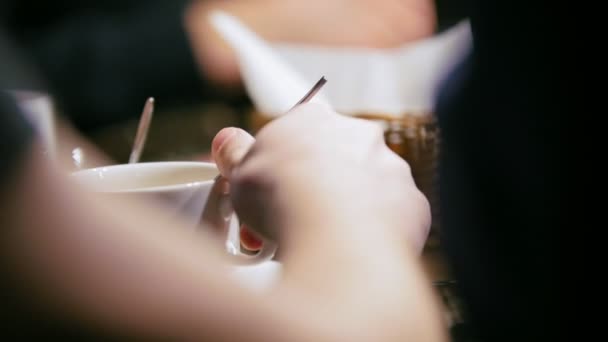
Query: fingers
239 224 264 253
211 127 255 179
212 128 265 250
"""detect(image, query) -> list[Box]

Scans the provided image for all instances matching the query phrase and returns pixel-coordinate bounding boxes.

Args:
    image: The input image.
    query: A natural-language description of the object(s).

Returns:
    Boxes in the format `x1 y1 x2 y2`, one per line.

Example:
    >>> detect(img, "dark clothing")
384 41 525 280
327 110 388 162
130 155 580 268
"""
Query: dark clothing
0 29 36 185
1 0 221 131
435 0 563 340
435 0 471 33
0 92 33 186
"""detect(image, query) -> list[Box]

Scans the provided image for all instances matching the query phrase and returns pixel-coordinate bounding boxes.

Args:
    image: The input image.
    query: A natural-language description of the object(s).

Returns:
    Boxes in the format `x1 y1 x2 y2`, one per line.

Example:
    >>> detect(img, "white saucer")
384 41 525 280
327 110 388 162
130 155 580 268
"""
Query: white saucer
230 261 282 292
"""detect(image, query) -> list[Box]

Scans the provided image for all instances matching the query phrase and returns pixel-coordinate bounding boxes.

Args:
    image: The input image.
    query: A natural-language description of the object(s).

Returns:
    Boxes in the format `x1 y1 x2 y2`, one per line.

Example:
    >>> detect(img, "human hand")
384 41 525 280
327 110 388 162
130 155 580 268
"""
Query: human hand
212 103 430 254
211 105 442 341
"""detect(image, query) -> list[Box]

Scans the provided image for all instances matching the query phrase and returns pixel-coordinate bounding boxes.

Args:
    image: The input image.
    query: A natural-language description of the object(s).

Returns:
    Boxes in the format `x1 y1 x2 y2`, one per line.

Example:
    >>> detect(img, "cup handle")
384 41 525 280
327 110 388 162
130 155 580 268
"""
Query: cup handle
200 175 277 265
225 214 277 265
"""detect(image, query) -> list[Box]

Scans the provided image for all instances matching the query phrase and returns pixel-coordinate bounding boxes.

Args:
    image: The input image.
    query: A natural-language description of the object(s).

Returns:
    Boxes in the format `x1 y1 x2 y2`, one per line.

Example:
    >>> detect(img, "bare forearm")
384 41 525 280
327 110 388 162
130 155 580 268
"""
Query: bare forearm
2 141 445 340
1 144 278 339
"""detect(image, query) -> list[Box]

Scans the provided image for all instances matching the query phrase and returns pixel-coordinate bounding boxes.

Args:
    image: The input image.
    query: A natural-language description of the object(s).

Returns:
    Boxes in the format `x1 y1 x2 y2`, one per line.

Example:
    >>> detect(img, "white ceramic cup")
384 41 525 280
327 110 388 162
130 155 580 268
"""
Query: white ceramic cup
71 161 277 265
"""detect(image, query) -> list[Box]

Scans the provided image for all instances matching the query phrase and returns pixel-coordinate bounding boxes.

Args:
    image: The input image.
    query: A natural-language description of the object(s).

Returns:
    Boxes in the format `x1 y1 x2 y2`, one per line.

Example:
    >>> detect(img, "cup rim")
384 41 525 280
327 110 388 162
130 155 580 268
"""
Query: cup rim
71 161 219 193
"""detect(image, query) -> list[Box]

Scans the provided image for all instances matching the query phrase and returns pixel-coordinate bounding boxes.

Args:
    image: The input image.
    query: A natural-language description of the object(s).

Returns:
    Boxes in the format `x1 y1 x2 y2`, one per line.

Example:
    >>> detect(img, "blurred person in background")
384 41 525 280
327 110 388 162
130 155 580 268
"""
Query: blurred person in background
1 0 440 133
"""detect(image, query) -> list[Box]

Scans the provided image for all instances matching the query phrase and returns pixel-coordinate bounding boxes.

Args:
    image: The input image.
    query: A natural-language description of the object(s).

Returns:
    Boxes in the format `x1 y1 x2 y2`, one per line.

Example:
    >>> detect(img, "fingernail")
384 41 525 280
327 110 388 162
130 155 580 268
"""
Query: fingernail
240 224 264 252
212 127 237 156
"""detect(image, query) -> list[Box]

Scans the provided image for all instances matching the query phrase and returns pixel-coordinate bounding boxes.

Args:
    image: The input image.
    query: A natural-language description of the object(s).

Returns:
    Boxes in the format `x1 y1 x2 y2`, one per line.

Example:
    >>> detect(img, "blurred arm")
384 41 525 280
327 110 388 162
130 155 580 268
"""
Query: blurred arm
0 113 445 341
2 141 444 340
2 141 267 339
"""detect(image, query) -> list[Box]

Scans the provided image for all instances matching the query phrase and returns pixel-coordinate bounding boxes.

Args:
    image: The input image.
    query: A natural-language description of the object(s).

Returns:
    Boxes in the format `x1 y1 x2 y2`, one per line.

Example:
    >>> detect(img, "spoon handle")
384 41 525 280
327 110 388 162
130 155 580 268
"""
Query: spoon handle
287 76 327 112
129 97 155 164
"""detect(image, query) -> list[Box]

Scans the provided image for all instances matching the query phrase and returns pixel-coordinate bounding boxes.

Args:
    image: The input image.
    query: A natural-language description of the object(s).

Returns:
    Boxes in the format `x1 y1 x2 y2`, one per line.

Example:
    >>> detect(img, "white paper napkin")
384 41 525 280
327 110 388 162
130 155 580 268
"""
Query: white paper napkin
209 10 471 118
209 11 331 116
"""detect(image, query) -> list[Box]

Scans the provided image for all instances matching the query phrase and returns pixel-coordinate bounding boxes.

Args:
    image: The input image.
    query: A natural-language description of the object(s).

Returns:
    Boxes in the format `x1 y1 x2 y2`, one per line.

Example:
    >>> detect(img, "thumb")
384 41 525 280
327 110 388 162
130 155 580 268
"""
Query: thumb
211 127 255 179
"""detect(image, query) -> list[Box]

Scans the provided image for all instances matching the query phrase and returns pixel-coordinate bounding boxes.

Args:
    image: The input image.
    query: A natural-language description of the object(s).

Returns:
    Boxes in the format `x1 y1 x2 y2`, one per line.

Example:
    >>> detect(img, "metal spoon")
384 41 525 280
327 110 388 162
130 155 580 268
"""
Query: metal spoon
129 97 155 164
287 76 327 112
212 75 327 181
